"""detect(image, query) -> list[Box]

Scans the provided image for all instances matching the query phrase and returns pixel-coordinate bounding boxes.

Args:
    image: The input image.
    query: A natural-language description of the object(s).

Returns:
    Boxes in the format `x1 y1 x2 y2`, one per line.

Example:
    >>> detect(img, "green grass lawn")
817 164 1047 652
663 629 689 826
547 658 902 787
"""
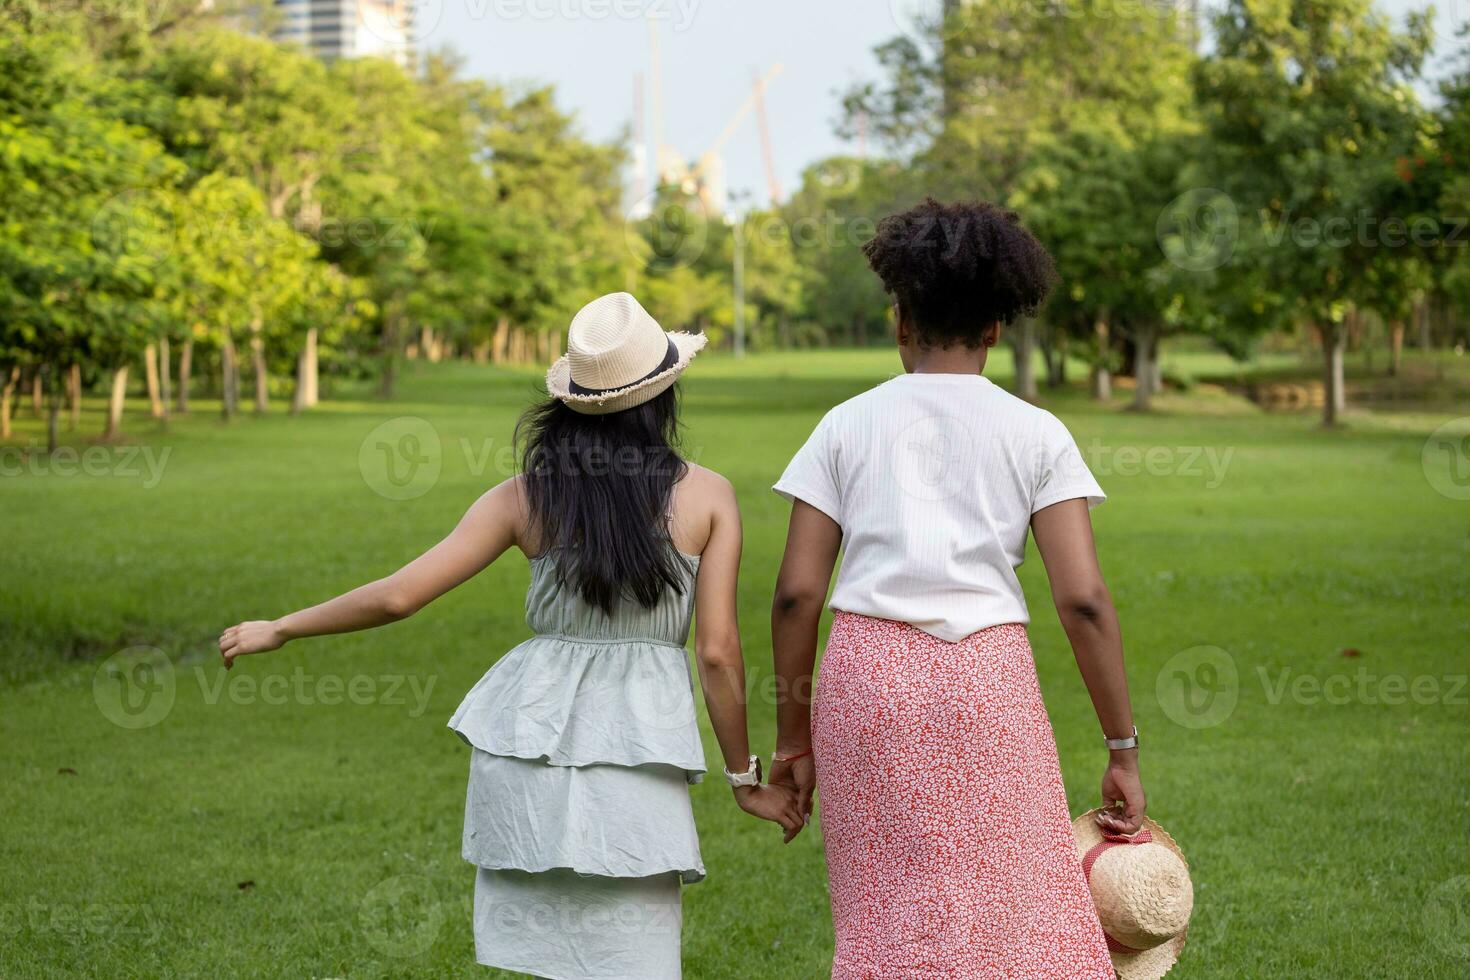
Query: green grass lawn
3 349 1468 979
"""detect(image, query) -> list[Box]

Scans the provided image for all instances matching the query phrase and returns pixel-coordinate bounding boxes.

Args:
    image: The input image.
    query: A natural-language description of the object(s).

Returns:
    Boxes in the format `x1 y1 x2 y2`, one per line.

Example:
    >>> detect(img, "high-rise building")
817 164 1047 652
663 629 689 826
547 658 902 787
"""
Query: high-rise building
274 0 415 66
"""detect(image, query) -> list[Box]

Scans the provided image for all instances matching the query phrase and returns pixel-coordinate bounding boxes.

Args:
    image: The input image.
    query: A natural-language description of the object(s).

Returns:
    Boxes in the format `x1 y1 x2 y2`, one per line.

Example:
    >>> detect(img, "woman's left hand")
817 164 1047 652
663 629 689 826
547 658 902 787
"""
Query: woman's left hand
219 620 286 668
1097 753 1146 835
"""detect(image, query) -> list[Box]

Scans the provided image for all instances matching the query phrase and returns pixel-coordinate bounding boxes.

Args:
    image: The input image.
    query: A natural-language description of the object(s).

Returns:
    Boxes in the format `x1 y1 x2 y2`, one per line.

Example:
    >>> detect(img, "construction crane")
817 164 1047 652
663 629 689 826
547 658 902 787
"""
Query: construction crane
751 68 782 203
682 64 783 212
643 20 784 214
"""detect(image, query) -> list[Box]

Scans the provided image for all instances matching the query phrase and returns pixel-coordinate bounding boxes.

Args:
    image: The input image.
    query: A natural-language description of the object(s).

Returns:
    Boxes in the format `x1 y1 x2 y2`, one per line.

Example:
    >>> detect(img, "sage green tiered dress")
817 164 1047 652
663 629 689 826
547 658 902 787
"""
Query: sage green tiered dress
448 550 705 979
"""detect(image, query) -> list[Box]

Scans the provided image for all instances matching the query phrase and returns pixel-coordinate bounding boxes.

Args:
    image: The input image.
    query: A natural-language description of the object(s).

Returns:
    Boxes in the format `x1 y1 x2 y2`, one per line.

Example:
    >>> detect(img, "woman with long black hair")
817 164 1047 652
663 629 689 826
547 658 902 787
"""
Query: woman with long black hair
220 292 802 979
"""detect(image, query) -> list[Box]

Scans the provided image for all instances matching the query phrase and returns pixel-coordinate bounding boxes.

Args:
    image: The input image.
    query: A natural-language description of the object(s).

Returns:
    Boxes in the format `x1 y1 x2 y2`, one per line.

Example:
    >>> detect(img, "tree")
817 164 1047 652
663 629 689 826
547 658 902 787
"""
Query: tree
0 17 184 447
844 0 1199 398
1195 0 1434 426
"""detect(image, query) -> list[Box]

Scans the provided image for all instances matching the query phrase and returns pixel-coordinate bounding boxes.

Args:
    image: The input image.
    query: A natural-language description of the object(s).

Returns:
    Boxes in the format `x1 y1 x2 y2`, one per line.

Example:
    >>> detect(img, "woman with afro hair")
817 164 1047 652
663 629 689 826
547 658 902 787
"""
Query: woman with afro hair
767 199 1144 978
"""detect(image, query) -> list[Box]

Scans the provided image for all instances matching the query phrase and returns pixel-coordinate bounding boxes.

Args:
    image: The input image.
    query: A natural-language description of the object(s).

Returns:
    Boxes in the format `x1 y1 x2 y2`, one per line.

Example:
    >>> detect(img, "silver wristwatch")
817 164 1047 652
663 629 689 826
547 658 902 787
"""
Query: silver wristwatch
1104 726 1139 751
724 754 762 788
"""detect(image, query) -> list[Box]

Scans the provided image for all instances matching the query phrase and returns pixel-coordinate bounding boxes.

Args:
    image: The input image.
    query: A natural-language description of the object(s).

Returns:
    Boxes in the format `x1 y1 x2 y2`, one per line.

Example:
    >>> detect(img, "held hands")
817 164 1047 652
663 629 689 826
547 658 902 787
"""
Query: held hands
733 783 805 841
1096 750 1147 836
768 751 816 844
218 620 286 669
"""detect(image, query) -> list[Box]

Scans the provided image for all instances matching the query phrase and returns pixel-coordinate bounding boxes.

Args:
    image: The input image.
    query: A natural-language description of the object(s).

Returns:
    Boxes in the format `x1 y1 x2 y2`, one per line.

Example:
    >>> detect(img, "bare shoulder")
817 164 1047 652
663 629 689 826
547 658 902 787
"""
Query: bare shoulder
468 476 533 551
671 462 739 554
474 474 528 510
682 462 736 501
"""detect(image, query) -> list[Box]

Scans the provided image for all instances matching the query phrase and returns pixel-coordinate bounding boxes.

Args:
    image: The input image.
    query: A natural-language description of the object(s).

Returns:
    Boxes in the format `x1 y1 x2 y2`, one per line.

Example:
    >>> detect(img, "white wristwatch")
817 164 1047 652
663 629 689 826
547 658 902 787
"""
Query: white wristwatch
723 755 762 788
1104 726 1139 751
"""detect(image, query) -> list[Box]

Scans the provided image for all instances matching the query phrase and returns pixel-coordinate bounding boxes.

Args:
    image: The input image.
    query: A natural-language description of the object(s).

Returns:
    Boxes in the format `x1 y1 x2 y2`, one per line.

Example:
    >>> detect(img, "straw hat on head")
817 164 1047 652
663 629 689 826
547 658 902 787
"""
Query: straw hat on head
546 292 707 415
1072 810 1193 980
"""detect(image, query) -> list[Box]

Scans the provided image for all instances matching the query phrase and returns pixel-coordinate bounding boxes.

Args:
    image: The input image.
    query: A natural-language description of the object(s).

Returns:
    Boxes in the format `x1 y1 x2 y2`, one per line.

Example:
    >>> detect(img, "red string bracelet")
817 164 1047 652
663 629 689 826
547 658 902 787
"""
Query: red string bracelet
774 747 813 763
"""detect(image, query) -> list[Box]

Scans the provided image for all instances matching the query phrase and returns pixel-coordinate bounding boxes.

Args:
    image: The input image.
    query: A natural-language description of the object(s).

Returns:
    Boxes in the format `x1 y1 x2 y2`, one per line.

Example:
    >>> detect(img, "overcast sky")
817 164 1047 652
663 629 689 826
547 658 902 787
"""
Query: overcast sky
424 0 1464 213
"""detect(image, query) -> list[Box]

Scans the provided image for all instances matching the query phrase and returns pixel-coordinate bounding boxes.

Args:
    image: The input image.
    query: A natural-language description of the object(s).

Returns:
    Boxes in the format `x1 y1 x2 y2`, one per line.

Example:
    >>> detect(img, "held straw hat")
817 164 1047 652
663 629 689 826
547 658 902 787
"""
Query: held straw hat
1072 810 1193 980
546 292 707 415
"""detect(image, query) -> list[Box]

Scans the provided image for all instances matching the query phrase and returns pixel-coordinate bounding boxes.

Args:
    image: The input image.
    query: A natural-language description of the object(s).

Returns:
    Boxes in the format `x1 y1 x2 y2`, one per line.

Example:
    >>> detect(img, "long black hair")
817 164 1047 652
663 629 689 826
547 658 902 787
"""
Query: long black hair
516 385 691 614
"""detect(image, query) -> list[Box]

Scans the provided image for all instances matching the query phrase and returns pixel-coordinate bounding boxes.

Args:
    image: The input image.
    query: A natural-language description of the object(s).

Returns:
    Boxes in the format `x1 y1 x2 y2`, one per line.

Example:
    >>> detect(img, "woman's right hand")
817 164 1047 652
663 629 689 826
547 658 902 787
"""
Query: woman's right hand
219 620 287 669
733 784 806 840
1097 752 1146 835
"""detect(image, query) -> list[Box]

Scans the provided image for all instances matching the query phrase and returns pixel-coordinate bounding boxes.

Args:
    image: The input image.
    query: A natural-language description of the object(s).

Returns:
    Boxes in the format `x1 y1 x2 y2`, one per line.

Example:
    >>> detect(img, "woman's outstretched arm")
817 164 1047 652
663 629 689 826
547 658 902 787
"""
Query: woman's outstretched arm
218 477 525 666
768 499 842 825
1030 497 1146 835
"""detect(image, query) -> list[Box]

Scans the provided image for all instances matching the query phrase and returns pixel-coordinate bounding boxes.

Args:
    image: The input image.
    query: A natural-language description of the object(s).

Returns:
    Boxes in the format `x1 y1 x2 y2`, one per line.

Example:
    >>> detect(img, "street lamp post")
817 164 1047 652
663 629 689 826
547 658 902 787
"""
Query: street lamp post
731 216 746 359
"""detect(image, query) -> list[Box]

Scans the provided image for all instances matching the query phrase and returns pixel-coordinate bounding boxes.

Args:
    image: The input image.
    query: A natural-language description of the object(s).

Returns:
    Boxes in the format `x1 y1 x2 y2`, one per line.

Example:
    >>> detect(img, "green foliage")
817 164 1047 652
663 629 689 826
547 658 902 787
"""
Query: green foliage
1 4 631 413
1195 0 1435 326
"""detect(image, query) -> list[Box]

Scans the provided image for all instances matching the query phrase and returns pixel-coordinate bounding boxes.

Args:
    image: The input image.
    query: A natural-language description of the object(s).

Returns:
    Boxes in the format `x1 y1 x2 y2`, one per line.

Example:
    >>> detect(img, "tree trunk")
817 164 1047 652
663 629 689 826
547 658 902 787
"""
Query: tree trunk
1319 322 1346 427
250 328 269 414
47 396 60 455
144 343 164 419
221 334 239 419
492 317 510 364
31 372 42 417
1091 317 1112 401
293 345 309 415
177 337 193 414
420 325 438 363
2 366 18 439
379 316 400 400
105 365 128 440
1415 295 1431 348
304 327 319 407
1388 319 1404 376
1011 319 1038 400
1045 332 1069 387
1132 324 1158 411
158 337 171 421
68 363 82 430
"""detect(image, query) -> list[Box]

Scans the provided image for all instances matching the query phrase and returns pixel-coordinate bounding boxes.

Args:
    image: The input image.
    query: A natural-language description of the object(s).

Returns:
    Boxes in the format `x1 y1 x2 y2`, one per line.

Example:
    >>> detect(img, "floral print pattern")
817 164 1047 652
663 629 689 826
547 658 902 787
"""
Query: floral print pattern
813 612 1115 979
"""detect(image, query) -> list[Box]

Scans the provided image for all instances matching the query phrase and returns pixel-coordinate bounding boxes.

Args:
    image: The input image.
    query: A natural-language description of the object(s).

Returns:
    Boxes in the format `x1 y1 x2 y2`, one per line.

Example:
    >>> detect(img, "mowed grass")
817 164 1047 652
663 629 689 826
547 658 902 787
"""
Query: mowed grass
2 348 1469 979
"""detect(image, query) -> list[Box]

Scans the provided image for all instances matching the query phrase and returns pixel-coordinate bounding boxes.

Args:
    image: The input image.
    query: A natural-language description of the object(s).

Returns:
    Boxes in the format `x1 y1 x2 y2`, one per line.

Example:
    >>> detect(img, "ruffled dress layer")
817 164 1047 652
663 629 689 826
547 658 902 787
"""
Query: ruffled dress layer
447 552 705 979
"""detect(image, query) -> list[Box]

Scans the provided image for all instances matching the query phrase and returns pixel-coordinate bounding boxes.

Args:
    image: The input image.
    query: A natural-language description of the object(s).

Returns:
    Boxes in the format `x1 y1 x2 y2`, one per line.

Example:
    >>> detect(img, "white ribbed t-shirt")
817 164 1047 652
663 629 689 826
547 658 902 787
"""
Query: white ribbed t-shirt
773 373 1105 642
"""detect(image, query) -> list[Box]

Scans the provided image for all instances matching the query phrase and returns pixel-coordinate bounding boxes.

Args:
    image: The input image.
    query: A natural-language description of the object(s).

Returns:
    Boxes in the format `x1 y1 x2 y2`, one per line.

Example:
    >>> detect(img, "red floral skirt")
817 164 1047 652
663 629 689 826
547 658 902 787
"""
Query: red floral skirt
812 612 1114 979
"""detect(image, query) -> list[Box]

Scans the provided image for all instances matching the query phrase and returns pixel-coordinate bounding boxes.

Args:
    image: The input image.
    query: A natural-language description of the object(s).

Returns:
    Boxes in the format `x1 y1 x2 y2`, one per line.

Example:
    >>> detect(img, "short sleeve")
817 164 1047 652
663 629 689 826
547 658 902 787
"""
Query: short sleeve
1031 413 1105 513
772 412 842 524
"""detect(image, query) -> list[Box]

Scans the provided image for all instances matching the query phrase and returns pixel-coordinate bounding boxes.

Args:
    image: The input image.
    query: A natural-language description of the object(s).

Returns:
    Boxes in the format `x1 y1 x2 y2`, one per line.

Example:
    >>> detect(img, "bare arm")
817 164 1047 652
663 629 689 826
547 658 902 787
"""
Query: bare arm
691 474 803 836
1030 497 1146 834
219 478 525 666
768 499 842 823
